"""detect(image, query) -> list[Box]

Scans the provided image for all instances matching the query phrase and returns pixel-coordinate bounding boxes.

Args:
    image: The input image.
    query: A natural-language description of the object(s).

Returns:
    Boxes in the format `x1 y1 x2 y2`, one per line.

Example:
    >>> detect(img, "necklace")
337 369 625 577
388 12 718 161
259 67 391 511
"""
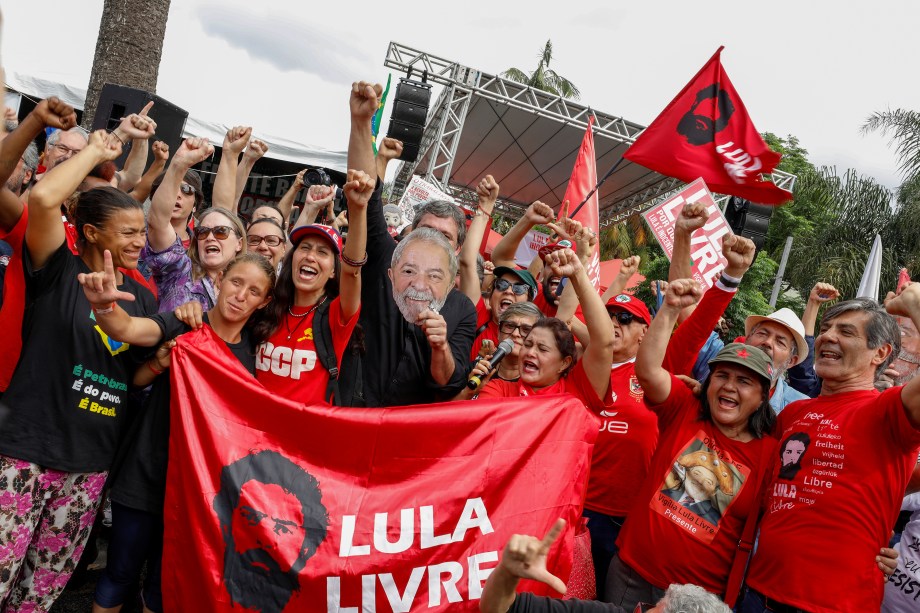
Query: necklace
285 295 327 340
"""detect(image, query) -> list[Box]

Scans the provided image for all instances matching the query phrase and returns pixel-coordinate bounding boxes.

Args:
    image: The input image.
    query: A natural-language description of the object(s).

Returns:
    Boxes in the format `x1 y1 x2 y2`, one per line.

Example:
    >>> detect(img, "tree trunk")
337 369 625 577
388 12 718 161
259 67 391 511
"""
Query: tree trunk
82 0 172 129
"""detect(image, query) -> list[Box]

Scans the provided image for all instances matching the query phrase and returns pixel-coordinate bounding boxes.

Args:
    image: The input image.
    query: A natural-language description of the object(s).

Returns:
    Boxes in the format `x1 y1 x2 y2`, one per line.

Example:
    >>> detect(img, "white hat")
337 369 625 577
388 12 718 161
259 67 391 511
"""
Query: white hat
745 308 809 363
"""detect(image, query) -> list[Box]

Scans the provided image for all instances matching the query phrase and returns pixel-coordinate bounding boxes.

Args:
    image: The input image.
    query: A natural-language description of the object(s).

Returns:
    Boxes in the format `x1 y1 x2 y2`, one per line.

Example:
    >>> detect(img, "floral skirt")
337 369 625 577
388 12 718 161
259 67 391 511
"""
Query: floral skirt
0 455 107 611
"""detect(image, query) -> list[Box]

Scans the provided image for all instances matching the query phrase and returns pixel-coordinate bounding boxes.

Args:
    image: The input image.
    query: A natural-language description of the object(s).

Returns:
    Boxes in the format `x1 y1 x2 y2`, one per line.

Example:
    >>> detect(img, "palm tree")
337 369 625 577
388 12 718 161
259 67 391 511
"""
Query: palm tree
502 40 581 100
862 109 920 187
83 0 172 128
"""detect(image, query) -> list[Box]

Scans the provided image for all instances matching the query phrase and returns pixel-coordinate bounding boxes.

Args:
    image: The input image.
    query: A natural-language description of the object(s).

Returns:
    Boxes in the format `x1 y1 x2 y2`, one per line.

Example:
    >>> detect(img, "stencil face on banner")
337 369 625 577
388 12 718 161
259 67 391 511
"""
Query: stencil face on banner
396 176 458 234
642 178 732 288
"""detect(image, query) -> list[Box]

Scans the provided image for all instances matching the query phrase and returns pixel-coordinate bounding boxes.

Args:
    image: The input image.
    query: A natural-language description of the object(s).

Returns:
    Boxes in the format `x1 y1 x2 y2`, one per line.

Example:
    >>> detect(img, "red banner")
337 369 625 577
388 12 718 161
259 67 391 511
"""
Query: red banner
562 116 601 290
162 327 598 612
624 47 792 205
641 178 732 289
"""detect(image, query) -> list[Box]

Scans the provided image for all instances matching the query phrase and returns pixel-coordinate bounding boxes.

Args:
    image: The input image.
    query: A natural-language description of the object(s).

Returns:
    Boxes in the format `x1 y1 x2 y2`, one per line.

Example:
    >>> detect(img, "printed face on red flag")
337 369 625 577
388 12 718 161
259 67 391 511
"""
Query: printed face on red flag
163 327 598 612
642 178 731 288
624 48 792 205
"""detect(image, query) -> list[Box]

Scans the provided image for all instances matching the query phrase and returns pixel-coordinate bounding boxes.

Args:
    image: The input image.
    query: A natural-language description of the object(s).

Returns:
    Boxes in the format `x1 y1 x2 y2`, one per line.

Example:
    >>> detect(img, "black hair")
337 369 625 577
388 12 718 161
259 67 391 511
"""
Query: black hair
220 254 277 345
528 317 577 378
699 365 775 439
150 169 204 212
250 203 287 230
73 186 143 247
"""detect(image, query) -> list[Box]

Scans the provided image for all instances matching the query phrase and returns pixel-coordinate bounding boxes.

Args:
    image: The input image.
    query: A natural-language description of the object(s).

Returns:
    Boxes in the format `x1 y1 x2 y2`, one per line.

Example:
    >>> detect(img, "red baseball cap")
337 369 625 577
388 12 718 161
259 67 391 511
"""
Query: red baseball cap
288 224 342 254
605 293 651 325
538 239 573 261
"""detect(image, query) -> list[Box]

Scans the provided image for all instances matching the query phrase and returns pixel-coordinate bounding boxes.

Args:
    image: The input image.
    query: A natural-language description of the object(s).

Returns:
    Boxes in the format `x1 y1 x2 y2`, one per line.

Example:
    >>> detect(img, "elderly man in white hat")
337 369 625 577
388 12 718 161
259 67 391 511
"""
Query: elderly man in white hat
743 307 810 412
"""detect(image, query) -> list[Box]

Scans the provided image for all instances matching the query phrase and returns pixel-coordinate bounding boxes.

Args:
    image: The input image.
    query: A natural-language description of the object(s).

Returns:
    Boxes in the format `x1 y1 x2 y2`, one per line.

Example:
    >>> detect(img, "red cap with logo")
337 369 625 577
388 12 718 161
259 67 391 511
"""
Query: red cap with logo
604 293 652 325
288 224 342 255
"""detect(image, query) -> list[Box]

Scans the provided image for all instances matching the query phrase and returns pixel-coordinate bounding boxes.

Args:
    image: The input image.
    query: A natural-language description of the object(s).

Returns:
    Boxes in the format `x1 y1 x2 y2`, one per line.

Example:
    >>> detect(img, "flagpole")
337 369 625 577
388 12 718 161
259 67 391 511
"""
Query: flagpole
568 155 625 218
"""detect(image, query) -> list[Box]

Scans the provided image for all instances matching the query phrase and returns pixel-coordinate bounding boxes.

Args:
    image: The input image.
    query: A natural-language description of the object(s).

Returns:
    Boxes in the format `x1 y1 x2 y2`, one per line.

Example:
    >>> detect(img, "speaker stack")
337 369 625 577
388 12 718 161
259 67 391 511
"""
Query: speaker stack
385 72 432 163
92 83 189 169
724 196 774 252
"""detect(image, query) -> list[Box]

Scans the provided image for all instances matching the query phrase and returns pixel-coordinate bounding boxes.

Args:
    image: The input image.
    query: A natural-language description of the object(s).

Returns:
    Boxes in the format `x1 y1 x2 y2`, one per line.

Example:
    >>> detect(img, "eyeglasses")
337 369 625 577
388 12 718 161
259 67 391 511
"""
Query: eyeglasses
179 183 197 195
53 143 82 157
499 321 533 336
494 278 531 296
247 234 284 247
612 311 640 326
194 225 235 240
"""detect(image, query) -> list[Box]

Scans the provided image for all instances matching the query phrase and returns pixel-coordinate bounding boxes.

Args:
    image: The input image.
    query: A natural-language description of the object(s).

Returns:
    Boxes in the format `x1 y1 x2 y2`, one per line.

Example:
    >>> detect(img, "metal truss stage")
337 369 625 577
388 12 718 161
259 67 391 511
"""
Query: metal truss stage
384 42 795 227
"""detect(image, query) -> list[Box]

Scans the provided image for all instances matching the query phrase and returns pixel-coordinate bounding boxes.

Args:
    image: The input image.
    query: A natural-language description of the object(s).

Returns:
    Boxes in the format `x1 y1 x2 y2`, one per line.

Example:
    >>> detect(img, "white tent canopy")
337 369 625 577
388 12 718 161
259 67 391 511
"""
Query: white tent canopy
5 71 347 172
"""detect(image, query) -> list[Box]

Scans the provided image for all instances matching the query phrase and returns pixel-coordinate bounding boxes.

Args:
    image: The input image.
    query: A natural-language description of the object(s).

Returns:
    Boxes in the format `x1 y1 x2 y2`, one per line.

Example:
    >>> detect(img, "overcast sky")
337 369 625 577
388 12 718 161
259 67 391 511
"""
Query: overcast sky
4 0 919 191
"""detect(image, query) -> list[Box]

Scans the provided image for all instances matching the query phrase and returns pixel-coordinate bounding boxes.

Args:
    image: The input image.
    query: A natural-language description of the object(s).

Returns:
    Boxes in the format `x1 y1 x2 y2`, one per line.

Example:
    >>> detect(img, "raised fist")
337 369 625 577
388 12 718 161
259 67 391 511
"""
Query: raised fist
525 200 555 226
884 282 919 318
118 101 157 140
151 140 170 162
244 139 269 162
476 175 499 213
618 255 641 279
546 248 583 280
377 137 403 161
173 137 214 168
809 282 840 304
87 130 124 162
722 234 756 278
350 81 383 122
223 126 252 156
664 278 704 310
33 96 77 131
343 168 375 209
675 201 709 235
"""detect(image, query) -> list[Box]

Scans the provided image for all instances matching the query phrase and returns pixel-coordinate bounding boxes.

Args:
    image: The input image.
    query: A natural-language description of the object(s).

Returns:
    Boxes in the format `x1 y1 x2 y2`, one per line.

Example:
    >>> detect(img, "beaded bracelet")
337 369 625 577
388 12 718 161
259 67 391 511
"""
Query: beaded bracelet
341 252 369 268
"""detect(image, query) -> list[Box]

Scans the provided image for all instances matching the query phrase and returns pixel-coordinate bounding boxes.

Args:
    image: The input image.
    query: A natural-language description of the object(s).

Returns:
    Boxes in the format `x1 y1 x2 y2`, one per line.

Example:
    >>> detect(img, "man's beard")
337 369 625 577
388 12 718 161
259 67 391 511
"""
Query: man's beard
393 287 446 324
223 546 301 613
893 350 920 386
677 113 716 145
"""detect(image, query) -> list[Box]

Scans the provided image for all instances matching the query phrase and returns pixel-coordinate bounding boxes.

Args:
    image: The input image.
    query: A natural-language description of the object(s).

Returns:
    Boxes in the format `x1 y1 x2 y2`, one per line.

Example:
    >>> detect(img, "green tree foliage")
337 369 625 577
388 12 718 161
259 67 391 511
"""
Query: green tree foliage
502 40 581 100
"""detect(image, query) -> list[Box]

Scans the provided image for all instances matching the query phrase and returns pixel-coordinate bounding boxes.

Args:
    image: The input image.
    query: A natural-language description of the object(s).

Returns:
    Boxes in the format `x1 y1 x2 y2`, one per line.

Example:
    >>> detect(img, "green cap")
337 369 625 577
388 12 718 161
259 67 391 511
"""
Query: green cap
708 343 774 382
492 266 538 300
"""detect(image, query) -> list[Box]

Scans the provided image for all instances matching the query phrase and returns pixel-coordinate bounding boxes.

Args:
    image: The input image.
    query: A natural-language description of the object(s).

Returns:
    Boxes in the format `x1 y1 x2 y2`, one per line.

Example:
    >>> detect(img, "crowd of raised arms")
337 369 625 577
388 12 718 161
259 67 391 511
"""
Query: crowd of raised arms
2 49 920 613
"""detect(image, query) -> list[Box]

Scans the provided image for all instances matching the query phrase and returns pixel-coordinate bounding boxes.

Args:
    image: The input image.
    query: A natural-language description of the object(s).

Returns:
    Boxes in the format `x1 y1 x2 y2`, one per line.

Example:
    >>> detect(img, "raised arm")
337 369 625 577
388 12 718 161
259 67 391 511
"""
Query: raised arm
340 169 372 319
802 282 840 336
600 255 641 304
546 247 614 400
884 283 920 428
147 137 214 251
130 140 169 203
460 175 499 303
277 169 306 225
212 126 250 213
375 137 403 181
637 278 704 405
77 249 164 345
114 101 155 192
490 201 555 267
27 130 121 268
348 81 382 181
669 200 707 281
0 97 76 229
234 138 268 208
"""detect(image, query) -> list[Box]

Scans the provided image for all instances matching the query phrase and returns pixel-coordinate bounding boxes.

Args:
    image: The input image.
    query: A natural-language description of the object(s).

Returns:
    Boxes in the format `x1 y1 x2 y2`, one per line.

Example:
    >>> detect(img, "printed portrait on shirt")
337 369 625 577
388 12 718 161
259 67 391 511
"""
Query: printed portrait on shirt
778 432 811 481
651 435 748 544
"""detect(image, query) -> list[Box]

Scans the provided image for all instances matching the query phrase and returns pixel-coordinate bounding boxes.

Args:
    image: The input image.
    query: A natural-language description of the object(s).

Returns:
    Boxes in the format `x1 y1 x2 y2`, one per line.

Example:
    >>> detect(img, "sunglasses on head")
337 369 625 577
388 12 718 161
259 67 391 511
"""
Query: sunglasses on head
613 311 639 326
494 278 530 296
499 321 533 336
194 225 234 240
179 183 197 195
247 234 284 247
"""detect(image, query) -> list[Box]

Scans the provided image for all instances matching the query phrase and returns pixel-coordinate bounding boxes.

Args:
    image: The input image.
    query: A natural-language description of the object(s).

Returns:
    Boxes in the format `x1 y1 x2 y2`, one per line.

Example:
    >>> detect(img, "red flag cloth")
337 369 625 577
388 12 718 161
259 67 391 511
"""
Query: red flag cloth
562 116 602 290
897 268 911 292
624 47 792 205
162 327 598 612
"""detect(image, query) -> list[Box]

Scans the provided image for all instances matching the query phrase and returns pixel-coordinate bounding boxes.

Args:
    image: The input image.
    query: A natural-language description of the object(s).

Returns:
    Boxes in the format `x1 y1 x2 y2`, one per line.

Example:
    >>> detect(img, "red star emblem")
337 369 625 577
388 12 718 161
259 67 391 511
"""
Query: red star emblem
737 348 750 358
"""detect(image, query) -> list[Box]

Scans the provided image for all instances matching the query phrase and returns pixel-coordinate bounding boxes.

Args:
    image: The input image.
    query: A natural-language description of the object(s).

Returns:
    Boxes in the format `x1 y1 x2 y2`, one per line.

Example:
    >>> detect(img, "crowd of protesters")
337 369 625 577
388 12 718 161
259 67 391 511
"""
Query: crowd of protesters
2 24 920 613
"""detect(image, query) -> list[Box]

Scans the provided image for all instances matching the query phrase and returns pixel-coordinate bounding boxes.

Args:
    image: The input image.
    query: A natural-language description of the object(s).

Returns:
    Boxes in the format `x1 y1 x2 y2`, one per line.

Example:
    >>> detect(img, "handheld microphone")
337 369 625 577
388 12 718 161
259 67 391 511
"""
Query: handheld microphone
468 339 515 390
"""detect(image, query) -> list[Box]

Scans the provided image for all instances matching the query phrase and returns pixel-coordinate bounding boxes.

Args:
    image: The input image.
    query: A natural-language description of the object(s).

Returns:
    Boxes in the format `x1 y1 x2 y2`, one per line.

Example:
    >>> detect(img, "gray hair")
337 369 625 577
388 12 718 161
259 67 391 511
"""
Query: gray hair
391 226 459 279
46 126 87 148
499 301 543 325
411 199 466 246
820 298 901 377
22 142 39 171
476 253 486 285
660 584 731 613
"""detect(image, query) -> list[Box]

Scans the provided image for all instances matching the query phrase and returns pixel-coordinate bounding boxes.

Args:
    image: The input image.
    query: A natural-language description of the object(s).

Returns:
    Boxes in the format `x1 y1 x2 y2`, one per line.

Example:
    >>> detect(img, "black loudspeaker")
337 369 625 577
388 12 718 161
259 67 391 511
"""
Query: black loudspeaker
92 83 188 168
724 196 774 252
385 75 432 163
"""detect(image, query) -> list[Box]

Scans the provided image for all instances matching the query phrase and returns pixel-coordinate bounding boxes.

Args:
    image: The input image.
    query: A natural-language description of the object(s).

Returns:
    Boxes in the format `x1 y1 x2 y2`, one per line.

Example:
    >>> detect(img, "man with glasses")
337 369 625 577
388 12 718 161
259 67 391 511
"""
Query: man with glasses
582 293 659 600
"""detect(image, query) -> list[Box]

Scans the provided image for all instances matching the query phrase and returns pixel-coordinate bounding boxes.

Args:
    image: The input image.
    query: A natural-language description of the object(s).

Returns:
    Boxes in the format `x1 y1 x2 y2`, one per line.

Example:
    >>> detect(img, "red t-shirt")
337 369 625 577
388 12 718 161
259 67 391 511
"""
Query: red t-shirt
470 297 499 361
256 297 359 405
662 284 735 377
533 283 558 318
0 208 28 392
477 360 605 412
584 361 659 516
616 375 774 594
746 387 920 613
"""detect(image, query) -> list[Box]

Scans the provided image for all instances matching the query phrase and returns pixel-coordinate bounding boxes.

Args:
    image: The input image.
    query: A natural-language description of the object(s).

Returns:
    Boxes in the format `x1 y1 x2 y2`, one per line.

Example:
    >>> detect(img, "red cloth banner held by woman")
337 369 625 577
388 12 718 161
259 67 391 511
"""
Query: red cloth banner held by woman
162 327 598 612
624 47 792 205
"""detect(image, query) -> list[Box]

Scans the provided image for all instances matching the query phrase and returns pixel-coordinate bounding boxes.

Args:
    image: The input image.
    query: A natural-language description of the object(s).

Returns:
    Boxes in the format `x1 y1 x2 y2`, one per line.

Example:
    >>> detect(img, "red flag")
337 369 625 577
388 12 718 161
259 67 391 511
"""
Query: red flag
162 327 598 612
562 116 601 290
624 47 792 205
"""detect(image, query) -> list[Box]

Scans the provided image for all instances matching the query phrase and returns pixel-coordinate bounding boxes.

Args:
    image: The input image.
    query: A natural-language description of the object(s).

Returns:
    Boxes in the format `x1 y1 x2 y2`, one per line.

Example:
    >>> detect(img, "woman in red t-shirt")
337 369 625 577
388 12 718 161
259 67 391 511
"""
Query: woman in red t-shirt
476 248 613 408
255 170 373 405
605 279 776 610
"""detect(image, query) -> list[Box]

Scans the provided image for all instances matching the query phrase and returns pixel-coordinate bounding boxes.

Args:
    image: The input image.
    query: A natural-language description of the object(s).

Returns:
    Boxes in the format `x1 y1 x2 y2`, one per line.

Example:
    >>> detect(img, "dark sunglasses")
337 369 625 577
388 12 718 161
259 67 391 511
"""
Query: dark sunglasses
613 311 639 326
499 321 533 336
247 235 284 247
179 183 197 195
494 278 530 296
194 225 234 240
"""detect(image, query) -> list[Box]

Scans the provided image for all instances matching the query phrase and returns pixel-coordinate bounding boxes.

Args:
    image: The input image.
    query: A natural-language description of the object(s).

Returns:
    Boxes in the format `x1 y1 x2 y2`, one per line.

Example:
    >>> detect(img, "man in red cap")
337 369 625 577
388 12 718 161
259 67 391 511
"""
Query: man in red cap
583 292 659 599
